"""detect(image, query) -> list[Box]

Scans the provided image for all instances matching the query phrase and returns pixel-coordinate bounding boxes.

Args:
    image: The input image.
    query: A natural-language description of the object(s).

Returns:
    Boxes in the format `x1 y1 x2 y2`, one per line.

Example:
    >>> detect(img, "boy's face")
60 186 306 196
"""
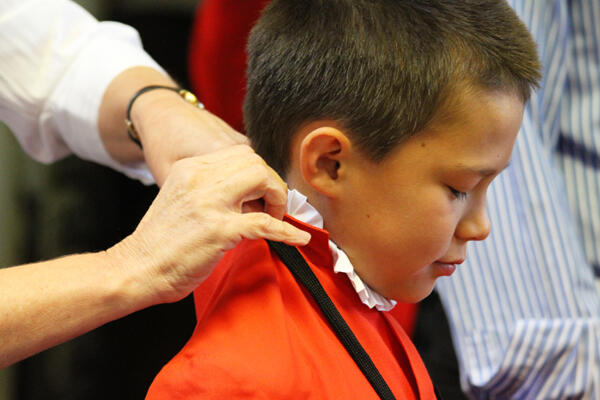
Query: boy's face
326 90 524 303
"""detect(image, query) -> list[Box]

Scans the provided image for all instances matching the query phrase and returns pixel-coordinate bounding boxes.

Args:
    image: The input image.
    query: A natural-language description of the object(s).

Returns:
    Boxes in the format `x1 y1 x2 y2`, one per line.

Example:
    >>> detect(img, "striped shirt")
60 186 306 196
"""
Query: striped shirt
436 1 600 398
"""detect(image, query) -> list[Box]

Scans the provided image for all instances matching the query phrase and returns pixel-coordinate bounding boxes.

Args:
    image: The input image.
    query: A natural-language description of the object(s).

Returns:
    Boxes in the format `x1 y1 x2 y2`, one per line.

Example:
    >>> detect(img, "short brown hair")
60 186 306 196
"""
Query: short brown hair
244 0 541 175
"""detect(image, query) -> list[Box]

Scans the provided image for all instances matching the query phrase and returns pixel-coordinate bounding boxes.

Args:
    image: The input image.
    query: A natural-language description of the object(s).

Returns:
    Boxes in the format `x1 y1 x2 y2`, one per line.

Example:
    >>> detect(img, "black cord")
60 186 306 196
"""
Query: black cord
267 240 397 400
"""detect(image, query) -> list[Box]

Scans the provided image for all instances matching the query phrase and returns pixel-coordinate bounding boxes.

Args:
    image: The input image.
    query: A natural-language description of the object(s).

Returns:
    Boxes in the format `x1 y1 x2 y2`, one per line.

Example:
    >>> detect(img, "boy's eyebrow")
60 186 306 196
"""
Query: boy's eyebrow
455 163 511 177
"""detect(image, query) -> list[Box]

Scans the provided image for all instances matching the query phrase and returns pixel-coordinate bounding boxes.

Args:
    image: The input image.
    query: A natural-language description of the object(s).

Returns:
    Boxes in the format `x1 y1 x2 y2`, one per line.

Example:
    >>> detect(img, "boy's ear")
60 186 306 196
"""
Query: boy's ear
298 127 352 197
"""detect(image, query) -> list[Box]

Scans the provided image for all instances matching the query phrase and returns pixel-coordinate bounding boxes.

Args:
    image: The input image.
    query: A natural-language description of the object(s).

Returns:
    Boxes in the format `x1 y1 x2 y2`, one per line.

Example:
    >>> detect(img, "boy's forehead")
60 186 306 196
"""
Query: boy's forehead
424 84 525 132
388 89 524 155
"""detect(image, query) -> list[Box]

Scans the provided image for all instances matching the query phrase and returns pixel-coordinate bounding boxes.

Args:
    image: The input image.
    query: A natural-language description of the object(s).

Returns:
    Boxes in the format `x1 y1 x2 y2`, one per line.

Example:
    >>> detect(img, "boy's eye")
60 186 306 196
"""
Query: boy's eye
448 186 468 200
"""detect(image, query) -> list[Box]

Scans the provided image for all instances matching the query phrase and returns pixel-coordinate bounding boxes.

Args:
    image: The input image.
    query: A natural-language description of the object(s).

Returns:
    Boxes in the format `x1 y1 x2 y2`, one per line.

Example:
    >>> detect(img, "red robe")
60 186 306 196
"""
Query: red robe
146 216 436 399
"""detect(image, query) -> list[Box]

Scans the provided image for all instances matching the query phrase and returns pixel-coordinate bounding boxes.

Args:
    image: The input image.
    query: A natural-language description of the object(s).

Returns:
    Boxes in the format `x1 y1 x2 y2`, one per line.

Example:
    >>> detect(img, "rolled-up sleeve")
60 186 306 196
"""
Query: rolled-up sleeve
0 0 164 183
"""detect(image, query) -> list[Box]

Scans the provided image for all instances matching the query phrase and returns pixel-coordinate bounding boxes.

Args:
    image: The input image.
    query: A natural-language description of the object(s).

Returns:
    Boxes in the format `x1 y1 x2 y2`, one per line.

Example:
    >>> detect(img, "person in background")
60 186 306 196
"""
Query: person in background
0 0 309 369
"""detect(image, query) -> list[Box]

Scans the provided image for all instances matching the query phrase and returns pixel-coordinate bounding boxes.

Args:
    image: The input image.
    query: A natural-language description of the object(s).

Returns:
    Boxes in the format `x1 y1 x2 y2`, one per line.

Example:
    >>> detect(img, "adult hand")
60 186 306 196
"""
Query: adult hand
107 144 311 305
0 145 309 369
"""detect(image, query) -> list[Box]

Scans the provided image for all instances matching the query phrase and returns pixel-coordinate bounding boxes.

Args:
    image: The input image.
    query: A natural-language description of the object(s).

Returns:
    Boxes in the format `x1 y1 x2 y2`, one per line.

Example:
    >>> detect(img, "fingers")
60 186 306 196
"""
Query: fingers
235 213 311 246
165 145 308 247
194 145 288 219
261 164 289 218
220 161 288 219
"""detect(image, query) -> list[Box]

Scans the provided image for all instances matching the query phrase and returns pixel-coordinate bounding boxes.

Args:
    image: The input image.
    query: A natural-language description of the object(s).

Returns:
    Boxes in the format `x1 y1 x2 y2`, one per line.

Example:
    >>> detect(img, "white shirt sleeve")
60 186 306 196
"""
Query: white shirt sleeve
0 0 162 184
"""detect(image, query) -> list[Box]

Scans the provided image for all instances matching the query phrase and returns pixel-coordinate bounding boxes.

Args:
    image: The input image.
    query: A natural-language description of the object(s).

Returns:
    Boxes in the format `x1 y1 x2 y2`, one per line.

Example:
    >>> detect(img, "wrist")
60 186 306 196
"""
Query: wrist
98 67 176 164
128 87 181 147
102 237 160 312
128 87 204 148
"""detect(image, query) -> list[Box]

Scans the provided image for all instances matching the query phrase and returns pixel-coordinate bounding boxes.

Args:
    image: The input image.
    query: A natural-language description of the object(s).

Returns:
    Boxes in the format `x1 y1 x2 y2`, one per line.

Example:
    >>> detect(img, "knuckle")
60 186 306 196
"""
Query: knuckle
247 151 265 165
246 163 269 181
253 213 274 231
262 215 282 235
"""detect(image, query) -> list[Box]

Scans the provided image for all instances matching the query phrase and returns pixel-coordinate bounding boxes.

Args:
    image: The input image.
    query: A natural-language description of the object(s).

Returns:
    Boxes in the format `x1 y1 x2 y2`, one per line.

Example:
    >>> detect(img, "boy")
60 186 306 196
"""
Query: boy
146 0 541 398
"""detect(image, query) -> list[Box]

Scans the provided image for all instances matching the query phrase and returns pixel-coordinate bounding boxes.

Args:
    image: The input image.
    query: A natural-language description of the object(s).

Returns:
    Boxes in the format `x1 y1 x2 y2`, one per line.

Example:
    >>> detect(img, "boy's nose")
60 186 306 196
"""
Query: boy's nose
456 205 491 242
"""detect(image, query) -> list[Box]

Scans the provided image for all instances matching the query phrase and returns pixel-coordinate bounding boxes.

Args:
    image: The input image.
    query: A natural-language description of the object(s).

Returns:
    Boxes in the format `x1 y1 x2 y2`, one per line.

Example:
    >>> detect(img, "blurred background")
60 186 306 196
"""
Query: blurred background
0 1 199 398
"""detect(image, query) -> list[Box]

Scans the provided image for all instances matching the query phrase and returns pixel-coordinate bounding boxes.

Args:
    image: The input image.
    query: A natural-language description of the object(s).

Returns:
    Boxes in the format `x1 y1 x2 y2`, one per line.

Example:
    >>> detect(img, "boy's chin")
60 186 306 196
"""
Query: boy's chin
383 283 436 304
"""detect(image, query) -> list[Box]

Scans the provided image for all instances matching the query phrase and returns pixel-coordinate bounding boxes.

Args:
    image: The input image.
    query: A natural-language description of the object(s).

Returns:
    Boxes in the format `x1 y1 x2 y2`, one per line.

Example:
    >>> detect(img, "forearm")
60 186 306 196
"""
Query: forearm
97 66 179 164
0 250 146 369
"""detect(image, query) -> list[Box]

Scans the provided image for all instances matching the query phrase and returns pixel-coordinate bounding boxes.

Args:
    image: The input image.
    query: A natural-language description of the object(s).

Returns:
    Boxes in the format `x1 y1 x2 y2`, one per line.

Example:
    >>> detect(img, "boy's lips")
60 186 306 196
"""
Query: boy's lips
433 262 458 276
437 259 464 265
433 258 464 277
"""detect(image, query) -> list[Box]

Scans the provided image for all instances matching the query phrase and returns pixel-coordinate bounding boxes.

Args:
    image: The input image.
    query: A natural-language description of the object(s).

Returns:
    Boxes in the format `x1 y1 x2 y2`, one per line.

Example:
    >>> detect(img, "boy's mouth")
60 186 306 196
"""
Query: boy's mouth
432 261 459 277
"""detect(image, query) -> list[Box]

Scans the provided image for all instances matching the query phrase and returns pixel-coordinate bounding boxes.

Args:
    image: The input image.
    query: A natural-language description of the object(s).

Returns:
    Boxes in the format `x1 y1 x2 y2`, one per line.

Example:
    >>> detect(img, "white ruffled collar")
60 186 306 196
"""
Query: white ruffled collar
287 189 397 311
